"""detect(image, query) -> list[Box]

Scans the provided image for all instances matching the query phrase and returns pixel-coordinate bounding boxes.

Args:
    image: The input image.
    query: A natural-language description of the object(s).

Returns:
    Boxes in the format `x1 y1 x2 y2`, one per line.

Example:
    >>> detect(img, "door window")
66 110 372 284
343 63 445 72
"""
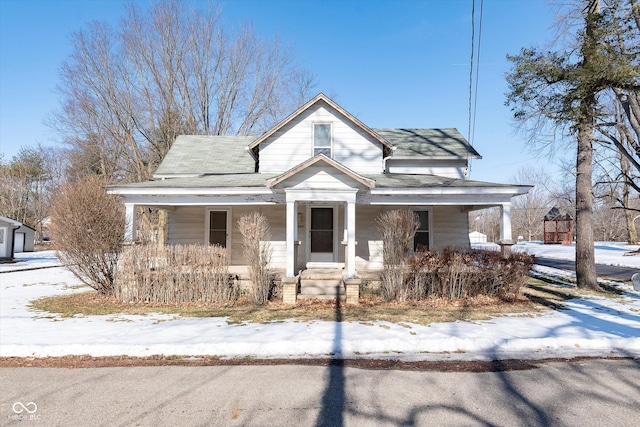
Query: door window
311 208 333 253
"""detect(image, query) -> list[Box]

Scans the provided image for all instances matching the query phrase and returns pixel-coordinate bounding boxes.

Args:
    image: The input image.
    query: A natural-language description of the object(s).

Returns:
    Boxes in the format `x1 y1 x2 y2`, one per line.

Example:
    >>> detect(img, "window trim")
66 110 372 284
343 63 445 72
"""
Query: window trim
312 122 333 158
412 208 432 252
205 207 232 250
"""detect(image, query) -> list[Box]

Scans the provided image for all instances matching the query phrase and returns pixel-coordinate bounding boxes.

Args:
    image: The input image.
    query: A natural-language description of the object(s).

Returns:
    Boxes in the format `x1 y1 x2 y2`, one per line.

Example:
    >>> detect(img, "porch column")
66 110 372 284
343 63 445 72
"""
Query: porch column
499 202 514 257
285 200 298 277
125 203 136 242
499 202 513 242
346 201 356 278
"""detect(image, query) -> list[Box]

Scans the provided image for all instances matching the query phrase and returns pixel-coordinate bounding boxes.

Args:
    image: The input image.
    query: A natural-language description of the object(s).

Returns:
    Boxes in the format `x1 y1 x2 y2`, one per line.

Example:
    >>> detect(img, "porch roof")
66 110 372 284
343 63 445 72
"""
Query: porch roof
111 172 529 191
364 174 524 189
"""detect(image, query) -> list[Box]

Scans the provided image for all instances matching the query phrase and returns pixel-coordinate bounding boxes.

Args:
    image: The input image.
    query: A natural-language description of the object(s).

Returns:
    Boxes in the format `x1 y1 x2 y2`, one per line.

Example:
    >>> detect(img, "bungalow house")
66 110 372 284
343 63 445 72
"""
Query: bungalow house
110 94 530 297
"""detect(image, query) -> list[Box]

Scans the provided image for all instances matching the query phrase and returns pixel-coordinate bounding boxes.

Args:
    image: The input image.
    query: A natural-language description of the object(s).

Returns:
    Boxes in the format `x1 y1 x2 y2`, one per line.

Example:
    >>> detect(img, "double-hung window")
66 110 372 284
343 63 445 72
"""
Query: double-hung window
313 123 332 157
413 210 430 251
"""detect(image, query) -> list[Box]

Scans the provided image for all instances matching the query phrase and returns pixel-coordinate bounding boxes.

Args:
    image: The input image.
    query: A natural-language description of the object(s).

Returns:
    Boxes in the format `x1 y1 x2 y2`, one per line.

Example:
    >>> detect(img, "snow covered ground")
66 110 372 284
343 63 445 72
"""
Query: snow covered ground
0 247 639 361
475 241 640 268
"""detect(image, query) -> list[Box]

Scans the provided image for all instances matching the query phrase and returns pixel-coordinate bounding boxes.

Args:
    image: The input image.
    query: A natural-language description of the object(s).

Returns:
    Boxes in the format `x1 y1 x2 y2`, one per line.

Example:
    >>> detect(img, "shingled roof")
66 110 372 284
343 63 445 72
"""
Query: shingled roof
373 128 481 159
154 135 256 177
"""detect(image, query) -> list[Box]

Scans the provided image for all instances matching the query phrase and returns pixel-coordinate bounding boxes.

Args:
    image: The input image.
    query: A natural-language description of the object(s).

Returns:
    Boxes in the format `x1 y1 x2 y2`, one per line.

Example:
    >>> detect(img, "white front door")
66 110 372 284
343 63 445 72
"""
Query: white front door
309 207 334 262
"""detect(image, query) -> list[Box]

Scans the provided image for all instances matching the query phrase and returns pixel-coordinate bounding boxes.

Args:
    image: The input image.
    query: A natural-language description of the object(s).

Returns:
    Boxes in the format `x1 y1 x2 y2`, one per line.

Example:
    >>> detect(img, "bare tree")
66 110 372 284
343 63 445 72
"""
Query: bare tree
510 166 555 241
50 0 316 183
238 212 273 305
49 176 125 295
506 0 640 289
0 144 67 243
377 209 420 301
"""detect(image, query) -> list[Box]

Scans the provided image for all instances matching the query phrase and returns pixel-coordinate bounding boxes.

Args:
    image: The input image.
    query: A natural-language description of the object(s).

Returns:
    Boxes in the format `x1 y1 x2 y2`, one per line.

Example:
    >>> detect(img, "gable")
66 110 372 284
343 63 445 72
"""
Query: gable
267 155 374 190
257 98 387 174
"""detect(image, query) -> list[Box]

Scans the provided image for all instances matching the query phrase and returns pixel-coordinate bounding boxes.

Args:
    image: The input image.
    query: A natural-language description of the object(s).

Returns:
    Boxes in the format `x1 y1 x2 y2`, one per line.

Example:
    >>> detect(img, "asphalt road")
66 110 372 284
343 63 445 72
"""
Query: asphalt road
2 359 639 426
535 257 639 282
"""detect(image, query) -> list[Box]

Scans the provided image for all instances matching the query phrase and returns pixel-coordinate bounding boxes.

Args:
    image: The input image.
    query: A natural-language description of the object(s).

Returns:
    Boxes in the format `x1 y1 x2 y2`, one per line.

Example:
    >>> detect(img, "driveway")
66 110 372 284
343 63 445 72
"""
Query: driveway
535 257 640 282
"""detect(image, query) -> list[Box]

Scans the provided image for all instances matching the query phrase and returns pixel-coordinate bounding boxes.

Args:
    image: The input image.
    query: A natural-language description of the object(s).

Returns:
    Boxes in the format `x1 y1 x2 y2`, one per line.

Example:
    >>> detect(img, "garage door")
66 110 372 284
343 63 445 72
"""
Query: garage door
14 232 24 253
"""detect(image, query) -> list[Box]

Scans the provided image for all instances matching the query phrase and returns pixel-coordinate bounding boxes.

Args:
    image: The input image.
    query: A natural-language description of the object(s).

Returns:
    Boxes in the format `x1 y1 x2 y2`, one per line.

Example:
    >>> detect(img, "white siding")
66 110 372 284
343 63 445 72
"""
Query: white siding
385 159 468 179
167 206 206 245
432 206 471 249
259 101 383 174
283 166 362 190
355 205 384 270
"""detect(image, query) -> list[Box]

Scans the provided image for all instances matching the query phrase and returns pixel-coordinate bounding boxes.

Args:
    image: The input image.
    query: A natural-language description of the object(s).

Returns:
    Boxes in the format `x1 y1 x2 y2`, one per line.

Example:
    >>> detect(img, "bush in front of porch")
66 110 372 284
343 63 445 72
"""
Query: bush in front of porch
376 209 533 302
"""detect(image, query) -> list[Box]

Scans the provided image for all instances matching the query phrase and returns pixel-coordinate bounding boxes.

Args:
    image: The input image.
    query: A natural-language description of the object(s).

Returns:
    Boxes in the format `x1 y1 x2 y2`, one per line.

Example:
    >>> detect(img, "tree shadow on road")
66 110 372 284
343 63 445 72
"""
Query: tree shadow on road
315 286 345 427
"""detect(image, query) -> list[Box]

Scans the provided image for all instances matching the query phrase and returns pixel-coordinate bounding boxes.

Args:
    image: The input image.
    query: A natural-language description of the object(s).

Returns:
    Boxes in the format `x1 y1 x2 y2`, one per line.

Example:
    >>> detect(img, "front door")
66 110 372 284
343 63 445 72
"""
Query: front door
310 207 334 262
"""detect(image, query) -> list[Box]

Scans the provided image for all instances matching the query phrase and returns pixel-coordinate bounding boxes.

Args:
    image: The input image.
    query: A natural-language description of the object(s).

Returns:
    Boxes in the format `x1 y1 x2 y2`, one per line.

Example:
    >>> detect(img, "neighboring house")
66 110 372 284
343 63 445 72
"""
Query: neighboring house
469 231 487 244
14 224 35 253
110 94 530 282
0 216 22 260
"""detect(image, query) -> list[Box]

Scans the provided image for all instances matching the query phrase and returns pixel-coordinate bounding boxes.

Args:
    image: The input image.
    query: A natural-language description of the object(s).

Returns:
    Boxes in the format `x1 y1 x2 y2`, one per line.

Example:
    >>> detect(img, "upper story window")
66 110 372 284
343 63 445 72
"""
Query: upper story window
313 123 332 157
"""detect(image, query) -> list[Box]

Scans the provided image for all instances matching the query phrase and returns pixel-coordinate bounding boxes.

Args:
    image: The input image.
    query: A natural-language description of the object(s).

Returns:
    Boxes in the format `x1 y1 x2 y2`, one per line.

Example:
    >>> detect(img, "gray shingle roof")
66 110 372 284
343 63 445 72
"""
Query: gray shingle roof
154 135 256 176
364 174 521 188
115 173 277 189
373 128 481 159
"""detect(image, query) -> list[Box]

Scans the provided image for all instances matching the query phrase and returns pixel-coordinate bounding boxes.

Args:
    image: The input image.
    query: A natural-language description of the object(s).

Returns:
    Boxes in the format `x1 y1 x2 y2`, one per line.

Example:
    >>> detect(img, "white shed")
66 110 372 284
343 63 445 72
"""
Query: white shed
469 231 487 243
0 216 22 260
14 224 35 252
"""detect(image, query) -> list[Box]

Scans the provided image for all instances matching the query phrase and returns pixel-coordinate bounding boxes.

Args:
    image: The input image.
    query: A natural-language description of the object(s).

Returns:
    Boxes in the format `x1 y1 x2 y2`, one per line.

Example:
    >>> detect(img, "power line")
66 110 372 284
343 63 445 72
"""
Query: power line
467 0 475 144
467 0 484 177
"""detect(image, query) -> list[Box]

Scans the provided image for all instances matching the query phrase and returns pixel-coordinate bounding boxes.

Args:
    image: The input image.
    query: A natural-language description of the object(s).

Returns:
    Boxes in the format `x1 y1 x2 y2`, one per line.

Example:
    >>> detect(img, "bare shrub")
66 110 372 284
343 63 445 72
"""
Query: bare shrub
49 176 125 295
238 212 274 304
376 209 420 301
410 249 534 300
115 244 238 303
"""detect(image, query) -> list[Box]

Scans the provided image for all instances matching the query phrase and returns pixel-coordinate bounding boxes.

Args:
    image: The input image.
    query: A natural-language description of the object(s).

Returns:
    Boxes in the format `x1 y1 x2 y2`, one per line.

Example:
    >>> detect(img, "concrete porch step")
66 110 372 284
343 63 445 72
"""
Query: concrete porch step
300 269 345 280
299 282 345 296
299 268 346 299
298 293 346 300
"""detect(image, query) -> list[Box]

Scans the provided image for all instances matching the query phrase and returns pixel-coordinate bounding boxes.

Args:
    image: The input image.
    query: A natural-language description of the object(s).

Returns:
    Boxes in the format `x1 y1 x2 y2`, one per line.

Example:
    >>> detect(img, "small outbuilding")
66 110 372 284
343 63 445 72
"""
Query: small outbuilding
543 207 573 244
0 216 22 260
469 231 487 243
14 224 35 252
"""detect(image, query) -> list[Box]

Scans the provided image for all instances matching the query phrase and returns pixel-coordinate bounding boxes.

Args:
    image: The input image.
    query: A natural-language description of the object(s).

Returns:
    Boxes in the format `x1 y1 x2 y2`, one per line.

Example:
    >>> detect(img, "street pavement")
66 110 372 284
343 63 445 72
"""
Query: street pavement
535 257 639 282
2 359 639 426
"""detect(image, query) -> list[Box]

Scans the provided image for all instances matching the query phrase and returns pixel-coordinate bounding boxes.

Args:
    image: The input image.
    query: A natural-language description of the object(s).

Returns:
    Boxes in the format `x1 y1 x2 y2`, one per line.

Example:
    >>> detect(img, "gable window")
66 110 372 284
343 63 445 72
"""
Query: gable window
314 123 332 157
207 209 229 248
413 210 430 251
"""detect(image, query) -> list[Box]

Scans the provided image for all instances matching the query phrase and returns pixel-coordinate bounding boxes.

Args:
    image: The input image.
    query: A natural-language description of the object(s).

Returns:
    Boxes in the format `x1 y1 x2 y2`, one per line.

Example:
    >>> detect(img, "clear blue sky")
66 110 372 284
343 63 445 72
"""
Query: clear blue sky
0 0 565 184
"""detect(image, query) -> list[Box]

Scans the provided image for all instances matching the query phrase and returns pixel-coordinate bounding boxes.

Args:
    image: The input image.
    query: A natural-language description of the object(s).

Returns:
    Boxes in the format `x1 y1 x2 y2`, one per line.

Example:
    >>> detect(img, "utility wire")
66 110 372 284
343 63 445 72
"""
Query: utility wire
467 0 484 177
471 0 484 147
467 0 475 145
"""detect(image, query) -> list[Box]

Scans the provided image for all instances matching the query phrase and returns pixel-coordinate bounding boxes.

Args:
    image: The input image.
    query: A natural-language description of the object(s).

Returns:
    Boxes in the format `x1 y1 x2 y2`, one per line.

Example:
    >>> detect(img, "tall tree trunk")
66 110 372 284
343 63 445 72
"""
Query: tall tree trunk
575 112 598 289
575 4 599 290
